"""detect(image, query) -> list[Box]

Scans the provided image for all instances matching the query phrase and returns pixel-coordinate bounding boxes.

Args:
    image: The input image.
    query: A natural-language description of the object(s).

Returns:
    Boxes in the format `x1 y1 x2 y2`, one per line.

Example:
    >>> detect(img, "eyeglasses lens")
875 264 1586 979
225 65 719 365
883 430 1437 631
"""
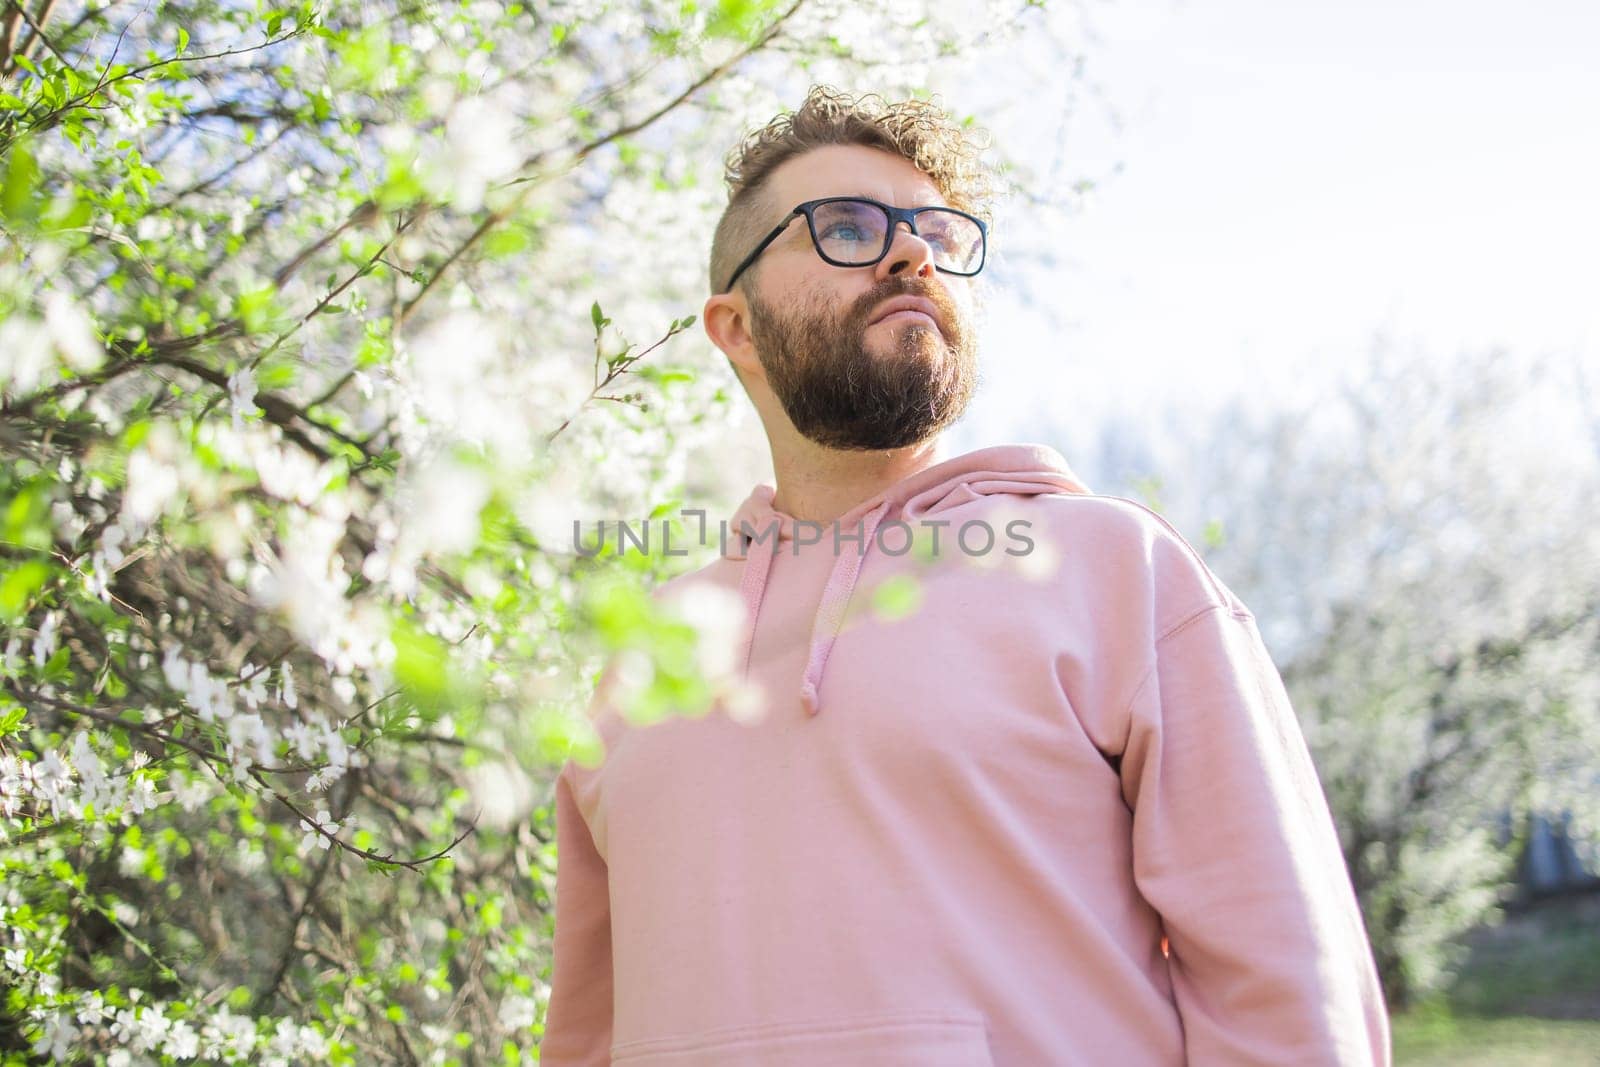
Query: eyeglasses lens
812 200 983 273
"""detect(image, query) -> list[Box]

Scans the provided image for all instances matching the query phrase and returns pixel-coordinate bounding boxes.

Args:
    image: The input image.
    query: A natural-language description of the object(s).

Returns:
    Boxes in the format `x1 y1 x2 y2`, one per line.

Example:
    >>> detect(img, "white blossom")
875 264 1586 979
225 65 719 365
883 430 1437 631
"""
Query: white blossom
227 366 262 430
124 775 160 816
200 1005 258 1059
0 313 52 395
0 753 27 818
43 290 104 372
279 662 298 709
31 1011 77 1061
284 720 320 762
164 1018 200 1058
32 612 59 668
122 449 181 525
298 808 340 854
431 95 522 212
234 837 265 875
31 748 73 815
238 662 270 709
100 523 127 567
226 713 274 767
465 758 534 833
76 991 107 1026
118 846 146 878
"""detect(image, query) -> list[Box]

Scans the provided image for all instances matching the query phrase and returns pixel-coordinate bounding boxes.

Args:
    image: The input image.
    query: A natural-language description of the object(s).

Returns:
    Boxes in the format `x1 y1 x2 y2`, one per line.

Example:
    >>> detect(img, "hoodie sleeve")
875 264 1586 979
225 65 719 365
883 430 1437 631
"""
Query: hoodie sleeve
1118 602 1392 1066
538 761 614 1066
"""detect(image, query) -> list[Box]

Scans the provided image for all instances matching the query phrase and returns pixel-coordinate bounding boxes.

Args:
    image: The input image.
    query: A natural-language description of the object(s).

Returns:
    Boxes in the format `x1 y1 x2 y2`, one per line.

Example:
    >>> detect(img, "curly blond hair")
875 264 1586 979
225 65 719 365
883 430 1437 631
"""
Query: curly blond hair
709 85 997 296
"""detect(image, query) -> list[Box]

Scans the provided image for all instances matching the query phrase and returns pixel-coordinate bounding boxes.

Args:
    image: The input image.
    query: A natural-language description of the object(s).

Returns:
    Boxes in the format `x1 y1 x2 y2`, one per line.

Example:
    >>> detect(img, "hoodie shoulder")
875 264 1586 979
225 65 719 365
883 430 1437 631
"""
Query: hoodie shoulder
1022 490 1247 635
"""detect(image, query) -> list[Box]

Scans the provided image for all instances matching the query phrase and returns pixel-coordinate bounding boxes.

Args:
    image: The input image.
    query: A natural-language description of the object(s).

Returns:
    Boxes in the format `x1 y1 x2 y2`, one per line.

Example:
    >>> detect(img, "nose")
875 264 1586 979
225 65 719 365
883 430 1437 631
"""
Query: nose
874 219 937 281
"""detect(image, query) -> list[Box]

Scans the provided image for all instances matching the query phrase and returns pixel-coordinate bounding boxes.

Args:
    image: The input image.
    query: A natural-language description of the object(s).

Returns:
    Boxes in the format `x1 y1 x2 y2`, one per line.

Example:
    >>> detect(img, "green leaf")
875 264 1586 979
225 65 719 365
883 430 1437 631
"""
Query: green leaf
331 23 392 93
391 617 452 718
1 136 41 227
0 559 51 620
255 362 298 390
638 365 694 385
3 481 55 551
235 284 279 332
0 706 25 737
41 646 72 683
177 27 190 53
483 226 529 257
704 0 780 42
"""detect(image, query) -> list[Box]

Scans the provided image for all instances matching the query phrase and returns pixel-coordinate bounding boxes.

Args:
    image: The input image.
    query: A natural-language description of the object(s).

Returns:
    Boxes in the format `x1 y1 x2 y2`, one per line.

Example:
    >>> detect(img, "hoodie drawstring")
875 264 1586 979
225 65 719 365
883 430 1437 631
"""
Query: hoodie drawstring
736 499 892 718
798 500 891 717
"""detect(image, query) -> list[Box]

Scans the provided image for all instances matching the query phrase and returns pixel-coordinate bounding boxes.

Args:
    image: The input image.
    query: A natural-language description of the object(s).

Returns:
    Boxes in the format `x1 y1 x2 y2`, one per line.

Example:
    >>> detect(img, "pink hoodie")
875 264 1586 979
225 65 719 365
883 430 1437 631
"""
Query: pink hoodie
540 443 1391 1065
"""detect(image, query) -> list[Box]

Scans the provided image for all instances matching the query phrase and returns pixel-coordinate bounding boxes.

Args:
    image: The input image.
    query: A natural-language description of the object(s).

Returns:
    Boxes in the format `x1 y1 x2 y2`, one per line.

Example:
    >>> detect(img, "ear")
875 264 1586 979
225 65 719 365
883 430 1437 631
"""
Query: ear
702 290 762 381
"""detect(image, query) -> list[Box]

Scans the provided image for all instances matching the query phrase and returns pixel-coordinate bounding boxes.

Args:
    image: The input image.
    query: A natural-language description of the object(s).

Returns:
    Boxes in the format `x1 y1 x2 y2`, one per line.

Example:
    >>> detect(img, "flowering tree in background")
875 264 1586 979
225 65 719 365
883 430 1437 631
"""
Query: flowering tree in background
0 0 1088 1061
1065 346 1600 1008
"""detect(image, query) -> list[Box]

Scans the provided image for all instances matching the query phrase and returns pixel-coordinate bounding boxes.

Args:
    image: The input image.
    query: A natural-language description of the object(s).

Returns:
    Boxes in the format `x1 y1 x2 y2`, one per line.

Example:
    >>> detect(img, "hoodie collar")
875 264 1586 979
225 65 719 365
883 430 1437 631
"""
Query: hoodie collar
723 443 1091 718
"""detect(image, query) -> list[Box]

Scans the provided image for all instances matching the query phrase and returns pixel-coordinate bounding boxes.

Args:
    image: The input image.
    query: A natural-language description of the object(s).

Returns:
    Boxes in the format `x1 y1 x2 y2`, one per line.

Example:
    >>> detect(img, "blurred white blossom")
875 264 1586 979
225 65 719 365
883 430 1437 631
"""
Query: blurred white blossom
43 290 104 372
228 366 262 430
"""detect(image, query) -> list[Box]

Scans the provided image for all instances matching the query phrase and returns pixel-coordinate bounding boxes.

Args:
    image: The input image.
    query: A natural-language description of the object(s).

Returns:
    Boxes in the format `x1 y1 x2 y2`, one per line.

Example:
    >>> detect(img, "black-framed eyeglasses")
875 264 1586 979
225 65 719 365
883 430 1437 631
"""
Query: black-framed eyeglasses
719 196 988 295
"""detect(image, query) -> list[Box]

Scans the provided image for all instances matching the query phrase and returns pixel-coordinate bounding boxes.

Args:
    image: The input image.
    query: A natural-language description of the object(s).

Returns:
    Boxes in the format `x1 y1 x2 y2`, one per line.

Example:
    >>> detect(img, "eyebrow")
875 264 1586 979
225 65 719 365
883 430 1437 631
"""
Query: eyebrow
836 192 945 207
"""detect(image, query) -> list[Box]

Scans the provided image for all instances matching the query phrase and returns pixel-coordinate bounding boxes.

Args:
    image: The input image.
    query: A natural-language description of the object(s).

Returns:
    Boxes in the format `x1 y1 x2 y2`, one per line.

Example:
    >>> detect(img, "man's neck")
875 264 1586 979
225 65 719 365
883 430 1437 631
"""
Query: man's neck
768 438 947 522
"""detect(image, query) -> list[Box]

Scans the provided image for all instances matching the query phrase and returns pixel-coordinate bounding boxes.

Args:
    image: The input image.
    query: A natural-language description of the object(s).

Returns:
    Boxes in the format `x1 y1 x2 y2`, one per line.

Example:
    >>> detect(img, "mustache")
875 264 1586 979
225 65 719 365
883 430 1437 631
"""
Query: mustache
851 281 958 329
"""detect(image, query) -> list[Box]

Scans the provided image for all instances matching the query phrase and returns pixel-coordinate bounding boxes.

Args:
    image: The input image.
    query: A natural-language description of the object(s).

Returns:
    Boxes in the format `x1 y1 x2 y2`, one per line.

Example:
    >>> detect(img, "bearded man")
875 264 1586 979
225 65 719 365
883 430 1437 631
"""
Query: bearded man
539 84 1391 1067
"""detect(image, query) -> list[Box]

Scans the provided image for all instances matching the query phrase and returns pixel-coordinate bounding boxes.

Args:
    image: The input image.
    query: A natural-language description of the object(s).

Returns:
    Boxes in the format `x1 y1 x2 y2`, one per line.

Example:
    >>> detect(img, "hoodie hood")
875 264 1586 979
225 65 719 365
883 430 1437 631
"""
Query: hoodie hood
724 443 1091 717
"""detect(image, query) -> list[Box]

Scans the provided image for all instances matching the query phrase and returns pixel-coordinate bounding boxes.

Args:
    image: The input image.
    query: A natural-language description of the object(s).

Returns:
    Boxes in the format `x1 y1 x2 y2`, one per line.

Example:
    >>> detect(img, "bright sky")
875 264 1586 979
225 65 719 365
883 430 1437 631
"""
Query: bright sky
942 0 1600 448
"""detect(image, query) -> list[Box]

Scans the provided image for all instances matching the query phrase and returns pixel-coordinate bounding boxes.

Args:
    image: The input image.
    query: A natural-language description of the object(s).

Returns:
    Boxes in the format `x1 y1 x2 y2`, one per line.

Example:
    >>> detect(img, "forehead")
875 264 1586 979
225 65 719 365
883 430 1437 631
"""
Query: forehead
764 144 948 211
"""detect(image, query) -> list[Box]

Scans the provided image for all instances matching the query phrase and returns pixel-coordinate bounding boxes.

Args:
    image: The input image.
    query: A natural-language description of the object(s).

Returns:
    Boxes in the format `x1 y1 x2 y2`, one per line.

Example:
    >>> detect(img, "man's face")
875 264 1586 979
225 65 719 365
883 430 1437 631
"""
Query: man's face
735 145 983 451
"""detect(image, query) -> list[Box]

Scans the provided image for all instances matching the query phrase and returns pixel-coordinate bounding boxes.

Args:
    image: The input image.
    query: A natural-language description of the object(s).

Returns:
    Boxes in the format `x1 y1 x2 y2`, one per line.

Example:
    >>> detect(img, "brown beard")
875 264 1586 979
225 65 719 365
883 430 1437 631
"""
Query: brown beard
746 276 981 451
